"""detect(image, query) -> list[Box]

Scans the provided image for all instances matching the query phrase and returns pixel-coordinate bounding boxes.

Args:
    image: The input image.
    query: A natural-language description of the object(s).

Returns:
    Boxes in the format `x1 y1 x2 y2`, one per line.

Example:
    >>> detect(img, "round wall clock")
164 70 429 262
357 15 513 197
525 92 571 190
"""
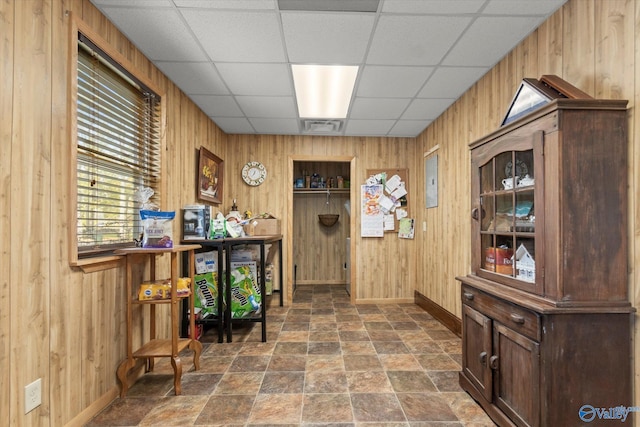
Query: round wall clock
241 161 267 186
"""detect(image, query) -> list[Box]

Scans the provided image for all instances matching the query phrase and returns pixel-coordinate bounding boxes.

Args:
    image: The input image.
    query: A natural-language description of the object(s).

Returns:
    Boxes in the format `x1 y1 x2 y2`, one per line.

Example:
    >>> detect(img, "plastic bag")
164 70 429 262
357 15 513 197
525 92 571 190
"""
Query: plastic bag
140 210 175 248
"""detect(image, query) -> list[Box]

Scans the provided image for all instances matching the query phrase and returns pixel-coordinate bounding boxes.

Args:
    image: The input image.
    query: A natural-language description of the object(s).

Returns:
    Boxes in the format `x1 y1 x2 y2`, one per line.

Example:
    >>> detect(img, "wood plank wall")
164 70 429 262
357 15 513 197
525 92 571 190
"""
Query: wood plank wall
415 0 640 413
3 1 227 425
225 134 418 304
292 161 351 285
2 0 640 426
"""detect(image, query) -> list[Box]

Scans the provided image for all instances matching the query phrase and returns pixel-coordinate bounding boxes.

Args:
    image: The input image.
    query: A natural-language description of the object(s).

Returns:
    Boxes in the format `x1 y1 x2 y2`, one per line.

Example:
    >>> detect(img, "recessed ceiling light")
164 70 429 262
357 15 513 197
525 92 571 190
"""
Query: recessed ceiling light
292 64 359 118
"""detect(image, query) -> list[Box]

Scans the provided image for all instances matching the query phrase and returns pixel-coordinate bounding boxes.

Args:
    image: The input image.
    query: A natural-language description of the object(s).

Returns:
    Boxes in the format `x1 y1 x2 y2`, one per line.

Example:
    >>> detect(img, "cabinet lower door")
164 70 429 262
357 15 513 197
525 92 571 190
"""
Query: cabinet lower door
493 322 540 427
462 305 492 401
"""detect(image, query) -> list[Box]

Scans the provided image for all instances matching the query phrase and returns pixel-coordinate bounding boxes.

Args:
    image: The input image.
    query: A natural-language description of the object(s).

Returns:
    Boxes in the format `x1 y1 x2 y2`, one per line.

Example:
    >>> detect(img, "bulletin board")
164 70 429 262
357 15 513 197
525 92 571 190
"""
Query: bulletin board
365 168 409 233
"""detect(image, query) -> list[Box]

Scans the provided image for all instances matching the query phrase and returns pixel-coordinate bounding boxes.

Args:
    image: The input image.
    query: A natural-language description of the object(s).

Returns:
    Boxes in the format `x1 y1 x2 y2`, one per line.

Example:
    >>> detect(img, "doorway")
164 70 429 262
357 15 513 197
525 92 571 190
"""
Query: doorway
287 155 356 304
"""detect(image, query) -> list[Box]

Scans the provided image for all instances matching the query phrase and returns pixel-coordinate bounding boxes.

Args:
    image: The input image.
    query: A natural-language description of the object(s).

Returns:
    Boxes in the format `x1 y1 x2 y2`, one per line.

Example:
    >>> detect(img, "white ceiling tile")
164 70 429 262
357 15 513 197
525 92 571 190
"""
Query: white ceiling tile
236 96 297 118
96 8 207 61
281 12 375 63
216 63 292 96
356 66 432 98
482 0 567 15
344 119 395 136
419 66 488 98
403 98 455 120
212 117 256 134
155 62 229 95
443 16 542 66
350 98 411 119
90 0 563 137
381 0 484 14
174 0 276 9
366 15 472 65
181 10 285 62
190 95 243 117
388 120 433 137
249 118 300 134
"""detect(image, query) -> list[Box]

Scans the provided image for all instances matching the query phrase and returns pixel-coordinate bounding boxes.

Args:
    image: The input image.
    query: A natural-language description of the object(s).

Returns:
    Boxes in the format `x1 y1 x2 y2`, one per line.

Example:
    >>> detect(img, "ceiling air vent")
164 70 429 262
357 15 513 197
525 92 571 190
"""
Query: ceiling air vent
302 119 343 133
278 0 380 13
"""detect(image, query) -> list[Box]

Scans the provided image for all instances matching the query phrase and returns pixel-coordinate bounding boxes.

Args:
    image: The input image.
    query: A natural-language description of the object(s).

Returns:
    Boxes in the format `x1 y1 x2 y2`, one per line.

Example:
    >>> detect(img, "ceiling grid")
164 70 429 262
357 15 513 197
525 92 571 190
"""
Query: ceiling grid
90 0 567 137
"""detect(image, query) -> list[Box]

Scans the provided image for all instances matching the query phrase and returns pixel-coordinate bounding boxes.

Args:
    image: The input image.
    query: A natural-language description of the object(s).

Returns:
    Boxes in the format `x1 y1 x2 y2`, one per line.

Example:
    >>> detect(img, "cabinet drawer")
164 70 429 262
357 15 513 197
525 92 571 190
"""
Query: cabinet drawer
461 284 540 341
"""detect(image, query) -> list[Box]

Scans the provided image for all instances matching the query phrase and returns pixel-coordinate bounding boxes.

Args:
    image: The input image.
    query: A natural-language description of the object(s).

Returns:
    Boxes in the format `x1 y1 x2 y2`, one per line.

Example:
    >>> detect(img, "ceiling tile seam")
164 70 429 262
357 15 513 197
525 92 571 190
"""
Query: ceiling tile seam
273 4 303 133
406 6 488 110
341 4 384 128
173 6 272 135
171 6 249 127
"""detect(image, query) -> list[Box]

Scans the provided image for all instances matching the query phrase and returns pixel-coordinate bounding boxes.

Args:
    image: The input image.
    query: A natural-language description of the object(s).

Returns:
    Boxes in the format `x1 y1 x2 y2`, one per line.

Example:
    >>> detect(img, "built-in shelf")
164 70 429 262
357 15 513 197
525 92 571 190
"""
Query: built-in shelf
293 188 350 194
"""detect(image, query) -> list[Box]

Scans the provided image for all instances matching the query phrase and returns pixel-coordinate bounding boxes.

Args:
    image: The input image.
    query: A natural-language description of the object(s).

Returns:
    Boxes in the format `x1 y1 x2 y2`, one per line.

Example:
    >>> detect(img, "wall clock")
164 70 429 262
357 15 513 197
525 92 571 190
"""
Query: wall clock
241 161 267 186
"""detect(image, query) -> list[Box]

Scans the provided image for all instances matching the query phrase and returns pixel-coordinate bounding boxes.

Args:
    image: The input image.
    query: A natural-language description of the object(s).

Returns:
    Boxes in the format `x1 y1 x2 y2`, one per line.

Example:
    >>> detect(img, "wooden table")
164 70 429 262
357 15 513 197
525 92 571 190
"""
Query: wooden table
114 244 202 397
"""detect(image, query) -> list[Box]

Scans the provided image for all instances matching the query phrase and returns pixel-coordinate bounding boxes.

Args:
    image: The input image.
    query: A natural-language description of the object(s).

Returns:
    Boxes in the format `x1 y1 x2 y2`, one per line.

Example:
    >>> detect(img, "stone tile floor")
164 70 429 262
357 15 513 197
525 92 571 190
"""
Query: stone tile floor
87 285 496 426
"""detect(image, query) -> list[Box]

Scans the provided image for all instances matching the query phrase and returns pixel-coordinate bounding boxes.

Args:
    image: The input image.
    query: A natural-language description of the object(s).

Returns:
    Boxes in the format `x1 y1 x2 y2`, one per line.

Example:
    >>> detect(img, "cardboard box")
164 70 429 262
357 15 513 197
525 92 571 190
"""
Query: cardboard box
244 216 281 236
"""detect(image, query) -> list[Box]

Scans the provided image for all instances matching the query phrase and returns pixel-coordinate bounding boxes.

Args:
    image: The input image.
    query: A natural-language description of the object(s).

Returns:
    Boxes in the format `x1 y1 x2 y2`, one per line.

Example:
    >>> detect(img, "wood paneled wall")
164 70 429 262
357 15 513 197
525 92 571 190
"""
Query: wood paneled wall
224 135 418 304
3 0 640 426
292 161 351 285
293 191 350 284
415 0 640 414
3 1 226 425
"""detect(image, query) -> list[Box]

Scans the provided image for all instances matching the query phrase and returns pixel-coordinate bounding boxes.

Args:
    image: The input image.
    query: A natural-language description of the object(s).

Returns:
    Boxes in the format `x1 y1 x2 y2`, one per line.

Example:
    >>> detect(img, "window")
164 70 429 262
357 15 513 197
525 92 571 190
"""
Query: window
74 31 162 260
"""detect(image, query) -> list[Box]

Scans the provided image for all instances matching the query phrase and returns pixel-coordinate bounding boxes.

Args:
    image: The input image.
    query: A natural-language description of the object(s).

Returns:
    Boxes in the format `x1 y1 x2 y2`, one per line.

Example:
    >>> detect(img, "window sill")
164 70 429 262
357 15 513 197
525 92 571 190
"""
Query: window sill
71 255 124 273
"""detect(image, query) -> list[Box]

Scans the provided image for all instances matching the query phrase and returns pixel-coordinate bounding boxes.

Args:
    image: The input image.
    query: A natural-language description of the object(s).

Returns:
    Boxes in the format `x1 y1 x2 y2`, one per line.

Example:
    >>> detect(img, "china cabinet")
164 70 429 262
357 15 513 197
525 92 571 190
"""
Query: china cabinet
457 76 633 426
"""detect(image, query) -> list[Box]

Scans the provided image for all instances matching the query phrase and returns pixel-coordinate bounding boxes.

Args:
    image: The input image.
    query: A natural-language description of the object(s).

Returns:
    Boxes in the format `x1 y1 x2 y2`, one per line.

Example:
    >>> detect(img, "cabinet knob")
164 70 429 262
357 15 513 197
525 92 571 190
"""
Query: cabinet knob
510 313 525 324
463 292 474 301
489 355 499 370
479 351 487 366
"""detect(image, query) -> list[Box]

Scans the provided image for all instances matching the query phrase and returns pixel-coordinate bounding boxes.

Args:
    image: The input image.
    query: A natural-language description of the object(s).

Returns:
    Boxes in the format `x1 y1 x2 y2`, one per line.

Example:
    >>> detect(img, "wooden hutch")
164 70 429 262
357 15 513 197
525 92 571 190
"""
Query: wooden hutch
457 76 634 426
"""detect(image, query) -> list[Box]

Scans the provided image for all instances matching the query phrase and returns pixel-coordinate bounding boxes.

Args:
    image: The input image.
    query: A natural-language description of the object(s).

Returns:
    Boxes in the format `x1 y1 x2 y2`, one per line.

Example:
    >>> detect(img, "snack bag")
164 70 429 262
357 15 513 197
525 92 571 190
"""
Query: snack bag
176 277 191 297
138 279 171 301
140 210 175 248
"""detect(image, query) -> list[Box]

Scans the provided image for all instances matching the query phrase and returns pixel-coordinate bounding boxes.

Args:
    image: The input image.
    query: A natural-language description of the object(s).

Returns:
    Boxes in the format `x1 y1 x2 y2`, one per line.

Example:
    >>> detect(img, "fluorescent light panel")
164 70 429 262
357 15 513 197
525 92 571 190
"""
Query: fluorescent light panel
292 64 359 118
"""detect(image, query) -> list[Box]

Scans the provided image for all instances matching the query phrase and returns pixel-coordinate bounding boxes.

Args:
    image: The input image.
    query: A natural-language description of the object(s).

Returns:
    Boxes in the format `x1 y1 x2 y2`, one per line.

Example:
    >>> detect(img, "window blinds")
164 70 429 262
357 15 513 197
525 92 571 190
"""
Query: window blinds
76 38 161 256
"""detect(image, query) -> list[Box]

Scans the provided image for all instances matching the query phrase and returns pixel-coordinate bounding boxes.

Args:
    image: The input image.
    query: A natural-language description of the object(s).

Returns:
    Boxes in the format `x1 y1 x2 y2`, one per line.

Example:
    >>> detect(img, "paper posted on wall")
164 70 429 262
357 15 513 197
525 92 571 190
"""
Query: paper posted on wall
398 218 415 239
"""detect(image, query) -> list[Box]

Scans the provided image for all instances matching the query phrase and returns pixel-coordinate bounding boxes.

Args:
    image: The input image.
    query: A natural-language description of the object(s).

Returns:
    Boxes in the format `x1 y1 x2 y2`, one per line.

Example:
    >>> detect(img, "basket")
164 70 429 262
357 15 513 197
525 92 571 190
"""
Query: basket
318 214 339 227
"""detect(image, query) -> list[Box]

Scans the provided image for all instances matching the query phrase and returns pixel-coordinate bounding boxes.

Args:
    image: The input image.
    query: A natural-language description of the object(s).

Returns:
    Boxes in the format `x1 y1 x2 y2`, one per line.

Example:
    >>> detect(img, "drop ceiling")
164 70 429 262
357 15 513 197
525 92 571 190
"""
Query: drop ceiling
89 0 567 137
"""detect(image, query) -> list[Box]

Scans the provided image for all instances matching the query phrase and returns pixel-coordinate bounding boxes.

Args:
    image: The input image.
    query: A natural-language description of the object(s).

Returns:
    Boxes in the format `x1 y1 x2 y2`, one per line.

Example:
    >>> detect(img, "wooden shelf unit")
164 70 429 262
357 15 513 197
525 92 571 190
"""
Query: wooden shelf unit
115 244 203 397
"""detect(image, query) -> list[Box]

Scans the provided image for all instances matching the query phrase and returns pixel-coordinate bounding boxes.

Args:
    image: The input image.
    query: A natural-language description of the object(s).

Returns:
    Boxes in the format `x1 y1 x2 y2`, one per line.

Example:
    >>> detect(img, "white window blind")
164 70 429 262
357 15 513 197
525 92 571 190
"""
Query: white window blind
76 35 161 257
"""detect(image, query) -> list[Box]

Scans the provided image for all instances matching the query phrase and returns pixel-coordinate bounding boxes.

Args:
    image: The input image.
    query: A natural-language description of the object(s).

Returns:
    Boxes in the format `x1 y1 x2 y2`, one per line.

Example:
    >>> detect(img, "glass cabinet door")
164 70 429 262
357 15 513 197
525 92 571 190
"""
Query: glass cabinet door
478 149 537 289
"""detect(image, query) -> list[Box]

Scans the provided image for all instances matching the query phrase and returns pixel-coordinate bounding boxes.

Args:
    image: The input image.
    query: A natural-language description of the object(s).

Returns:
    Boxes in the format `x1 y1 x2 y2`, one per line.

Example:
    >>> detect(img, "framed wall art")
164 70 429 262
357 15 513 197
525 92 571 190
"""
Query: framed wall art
198 146 223 204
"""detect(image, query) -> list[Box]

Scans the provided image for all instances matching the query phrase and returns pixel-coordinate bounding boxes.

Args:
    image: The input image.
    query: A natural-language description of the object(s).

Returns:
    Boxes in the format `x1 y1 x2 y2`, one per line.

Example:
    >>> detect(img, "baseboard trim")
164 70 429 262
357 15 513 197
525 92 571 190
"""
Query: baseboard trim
65 387 118 427
65 361 145 427
414 290 462 337
356 298 415 305
295 280 347 285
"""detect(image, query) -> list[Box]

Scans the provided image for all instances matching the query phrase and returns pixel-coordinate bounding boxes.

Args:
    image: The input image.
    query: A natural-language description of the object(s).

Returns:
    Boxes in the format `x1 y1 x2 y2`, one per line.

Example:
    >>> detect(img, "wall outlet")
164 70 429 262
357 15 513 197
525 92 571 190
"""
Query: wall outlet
24 378 42 414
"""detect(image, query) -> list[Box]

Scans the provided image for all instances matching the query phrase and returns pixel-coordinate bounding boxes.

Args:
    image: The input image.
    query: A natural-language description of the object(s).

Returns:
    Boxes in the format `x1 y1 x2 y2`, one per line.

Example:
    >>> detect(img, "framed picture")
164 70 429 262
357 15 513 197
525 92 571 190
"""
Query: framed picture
198 146 223 204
